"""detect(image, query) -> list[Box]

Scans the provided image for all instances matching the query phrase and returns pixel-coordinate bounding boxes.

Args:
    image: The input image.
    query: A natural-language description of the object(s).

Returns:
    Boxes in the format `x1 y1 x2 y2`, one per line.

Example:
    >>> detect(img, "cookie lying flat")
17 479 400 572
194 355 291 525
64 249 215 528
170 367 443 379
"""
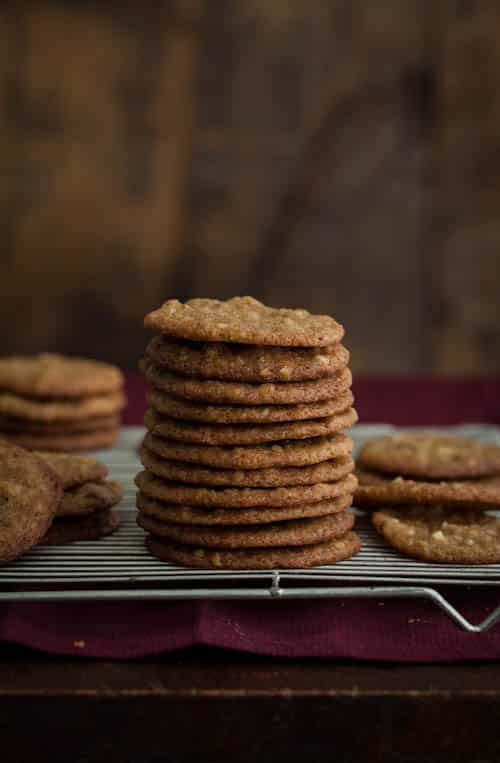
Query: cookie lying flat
58 480 124 516
41 508 121 546
0 354 123 398
359 433 500 479
136 491 353 525
355 468 500 509
146 335 349 383
0 391 125 422
0 414 120 434
143 361 352 405
148 389 353 424
139 511 354 549
141 446 354 488
372 506 500 564
144 405 356 445
146 531 361 569
7 428 119 452
144 296 344 347
136 470 358 508
0 440 62 563
35 451 107 488
143 431 353 470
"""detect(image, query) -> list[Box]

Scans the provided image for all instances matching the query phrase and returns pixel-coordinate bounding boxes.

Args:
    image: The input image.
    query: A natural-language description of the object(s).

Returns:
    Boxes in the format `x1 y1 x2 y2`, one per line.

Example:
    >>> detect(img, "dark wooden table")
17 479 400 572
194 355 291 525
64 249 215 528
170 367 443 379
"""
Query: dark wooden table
1 643 499 763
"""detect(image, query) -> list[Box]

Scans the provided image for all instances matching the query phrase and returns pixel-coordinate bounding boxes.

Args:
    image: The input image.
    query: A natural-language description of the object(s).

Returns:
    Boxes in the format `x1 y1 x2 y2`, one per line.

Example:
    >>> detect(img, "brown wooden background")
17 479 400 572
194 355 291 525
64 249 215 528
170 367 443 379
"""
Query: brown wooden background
1 0 499 374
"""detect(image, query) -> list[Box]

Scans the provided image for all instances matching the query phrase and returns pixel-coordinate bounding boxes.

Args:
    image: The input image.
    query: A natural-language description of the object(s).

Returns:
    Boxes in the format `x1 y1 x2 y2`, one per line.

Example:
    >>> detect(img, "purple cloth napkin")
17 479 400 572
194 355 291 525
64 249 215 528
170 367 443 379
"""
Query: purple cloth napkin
1 374 500 660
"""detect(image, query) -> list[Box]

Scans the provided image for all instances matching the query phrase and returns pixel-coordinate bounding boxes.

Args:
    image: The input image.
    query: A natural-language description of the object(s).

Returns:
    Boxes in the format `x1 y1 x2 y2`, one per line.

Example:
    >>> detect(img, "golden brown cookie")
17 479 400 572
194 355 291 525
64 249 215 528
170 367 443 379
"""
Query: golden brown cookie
358 433 500 479
146 335 349 382
140 446 354 488
7 428 119 452
138 511 354 549
146 531 361 569
0 439 62 563
35 451 108 488
136 470 358 508
372 505 500 564
143 431 353 470
355 467 500 509
40 508 121 546
144 296 344 347
143 361 351 405
0 354 123 398
148 388 353 424
0 391 125 422
58 480 124 516
136 491 353 525
0 414 120 434
144 404 356 445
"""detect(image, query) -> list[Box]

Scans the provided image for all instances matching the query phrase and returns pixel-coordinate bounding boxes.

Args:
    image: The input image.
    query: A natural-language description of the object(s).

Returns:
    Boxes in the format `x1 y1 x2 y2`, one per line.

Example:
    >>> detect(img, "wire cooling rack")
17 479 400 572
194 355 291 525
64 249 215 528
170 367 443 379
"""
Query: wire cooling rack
1 425 500 633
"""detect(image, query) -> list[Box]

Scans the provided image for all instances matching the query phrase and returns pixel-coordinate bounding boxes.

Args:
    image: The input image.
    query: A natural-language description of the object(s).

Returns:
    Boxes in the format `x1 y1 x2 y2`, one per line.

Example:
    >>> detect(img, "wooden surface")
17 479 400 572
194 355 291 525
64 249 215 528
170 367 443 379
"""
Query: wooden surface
1 645 500 763
0 1 499 373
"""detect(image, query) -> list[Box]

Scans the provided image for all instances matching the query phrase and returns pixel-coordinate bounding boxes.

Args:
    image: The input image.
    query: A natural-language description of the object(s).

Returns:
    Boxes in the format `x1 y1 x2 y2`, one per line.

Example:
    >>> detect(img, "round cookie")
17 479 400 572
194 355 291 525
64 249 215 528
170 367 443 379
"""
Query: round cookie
358 433 500 479
148 389 353 424
0 439 62 563
0 354 123 398
143 362 351 405
58 480 124 516
41 508 121 546
144 404 356 445
35 451 108 488
372 506 500 564
355 467 500 510
143 431 353 470
136 491 353 525
146 335 349 383
138 511 355 549
7 428 119 452
0 414 120 434
136 470 358 508
0 391 125 422
146 531 361 569
141 446 354 488
144 296 344 347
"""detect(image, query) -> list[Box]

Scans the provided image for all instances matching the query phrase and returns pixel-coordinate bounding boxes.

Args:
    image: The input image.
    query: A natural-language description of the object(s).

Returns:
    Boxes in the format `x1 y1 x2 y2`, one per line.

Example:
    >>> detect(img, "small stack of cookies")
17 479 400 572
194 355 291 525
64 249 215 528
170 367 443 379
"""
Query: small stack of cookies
136 296 361 569
355 433 500 564
0 354 125 451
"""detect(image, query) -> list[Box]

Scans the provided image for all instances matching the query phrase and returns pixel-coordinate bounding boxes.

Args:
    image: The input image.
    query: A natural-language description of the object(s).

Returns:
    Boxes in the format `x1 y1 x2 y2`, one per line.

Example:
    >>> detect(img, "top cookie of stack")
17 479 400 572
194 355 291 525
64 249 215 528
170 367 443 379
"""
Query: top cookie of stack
0 354 125 451
138 297 360 570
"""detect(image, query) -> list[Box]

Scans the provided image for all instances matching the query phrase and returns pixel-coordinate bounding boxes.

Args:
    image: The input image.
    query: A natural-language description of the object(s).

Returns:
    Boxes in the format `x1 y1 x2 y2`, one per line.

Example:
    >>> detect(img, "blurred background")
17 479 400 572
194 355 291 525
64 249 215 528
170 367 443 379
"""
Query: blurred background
1 0 499 374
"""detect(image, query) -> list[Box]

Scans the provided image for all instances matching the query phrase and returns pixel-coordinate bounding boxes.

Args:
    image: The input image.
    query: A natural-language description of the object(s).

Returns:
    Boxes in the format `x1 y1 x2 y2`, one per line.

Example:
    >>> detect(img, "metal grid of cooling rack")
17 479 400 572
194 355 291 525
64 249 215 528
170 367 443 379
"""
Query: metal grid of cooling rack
1 425 500 633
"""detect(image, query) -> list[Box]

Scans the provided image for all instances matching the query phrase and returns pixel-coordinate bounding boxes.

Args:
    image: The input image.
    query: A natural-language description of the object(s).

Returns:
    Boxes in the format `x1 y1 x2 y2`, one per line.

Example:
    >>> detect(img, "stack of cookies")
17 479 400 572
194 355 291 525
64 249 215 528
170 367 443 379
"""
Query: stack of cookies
355 433 500 564
0 354 125 451
136 296 361 569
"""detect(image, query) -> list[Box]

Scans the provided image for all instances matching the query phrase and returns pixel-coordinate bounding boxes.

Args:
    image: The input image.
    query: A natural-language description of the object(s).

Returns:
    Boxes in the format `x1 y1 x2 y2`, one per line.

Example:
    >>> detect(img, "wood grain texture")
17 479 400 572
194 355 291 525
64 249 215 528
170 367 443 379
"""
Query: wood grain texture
0 0 498 373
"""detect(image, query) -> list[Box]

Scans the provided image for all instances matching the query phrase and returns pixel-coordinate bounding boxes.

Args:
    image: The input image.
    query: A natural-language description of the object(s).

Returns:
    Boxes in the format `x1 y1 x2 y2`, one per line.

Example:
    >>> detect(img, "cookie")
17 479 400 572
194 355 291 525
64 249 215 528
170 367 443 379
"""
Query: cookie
136 470 358 507
358 433 500 479
136 491 353 525
40 508 121 546
0 390 125 422
355 467 500 509
372 505 500 564
0 414 120 434
141 446 354 487
0 439 62 563
144 403 356 445
138 511 355 549
148 389 353 424
35 451 108 488
0 353 123 398
146 531 361 569
7 428 119 452
143 361 351 405
146 335 350 383
143 431 353 470
144 296 344 347
58 480 124 516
